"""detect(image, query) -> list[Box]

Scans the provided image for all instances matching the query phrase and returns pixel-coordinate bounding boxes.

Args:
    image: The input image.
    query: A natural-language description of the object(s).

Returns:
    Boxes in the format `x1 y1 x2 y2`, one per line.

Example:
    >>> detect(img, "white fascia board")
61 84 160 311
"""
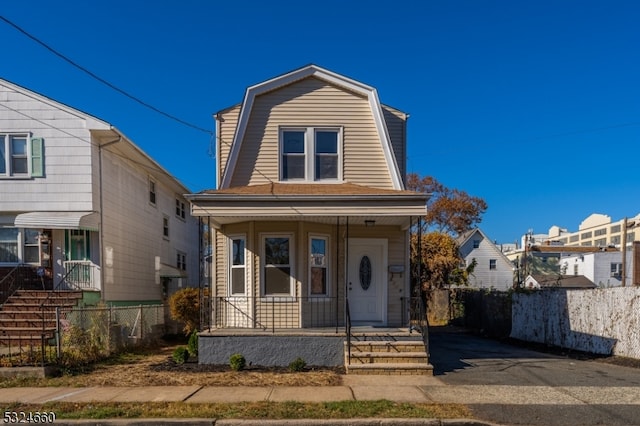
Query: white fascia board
219 65 404 190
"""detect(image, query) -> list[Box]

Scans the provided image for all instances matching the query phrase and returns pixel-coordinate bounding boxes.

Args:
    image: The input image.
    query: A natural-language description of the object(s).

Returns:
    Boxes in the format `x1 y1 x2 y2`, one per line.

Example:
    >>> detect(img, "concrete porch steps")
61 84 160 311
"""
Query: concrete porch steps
0 290 82 346
345 340 433 375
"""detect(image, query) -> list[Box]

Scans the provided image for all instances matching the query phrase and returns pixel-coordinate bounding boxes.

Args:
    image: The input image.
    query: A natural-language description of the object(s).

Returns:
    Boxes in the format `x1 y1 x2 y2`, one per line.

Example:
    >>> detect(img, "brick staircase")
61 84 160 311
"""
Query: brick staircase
0 290 83 347
345 339 434 375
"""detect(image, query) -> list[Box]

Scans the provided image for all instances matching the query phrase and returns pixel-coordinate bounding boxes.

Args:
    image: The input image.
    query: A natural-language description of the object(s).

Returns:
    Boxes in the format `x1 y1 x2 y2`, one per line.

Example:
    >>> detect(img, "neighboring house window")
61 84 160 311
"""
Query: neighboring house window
594 228 607 236
65 230 91 261
0 134 43 177
176 198 186 220
177 251 186 271
611 263 622 279
627 232 635 243
569 235 579 243
610 225 621 233
23 229 40 264
149 179 157 205
163 216 170 239
573 264 579 275
0 228 47 265
263 235 293 296
280 127 341 182
230 236 246 295
310 236 329 296
0 228 19 263
595 238 606 247
472 240 480 249
489 259 497 270
610 235 621 245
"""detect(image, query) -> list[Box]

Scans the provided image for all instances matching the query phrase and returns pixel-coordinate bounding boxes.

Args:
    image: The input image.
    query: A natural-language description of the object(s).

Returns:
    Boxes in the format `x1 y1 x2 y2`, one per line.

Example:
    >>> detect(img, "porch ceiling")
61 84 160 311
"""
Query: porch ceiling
200 215 413 228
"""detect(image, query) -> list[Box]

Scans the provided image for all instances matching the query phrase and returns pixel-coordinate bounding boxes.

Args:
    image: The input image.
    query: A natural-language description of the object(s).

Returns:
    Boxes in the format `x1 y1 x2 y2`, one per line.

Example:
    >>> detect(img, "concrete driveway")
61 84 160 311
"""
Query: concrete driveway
428 327 640 426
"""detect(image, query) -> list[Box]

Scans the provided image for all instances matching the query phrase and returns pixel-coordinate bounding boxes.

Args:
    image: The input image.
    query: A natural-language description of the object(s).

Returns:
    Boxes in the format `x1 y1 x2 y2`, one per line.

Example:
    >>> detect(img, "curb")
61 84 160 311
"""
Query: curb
52 418 502 426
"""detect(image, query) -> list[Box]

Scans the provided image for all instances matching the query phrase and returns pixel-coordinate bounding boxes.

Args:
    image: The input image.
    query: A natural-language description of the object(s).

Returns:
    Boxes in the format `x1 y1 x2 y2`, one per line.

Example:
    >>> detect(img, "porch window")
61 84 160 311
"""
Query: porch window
23 229 40 264
263 235 293 296
309 236 328 295
280 127 341 182
0 228 19 263
230 236 246 295
66 230 91 260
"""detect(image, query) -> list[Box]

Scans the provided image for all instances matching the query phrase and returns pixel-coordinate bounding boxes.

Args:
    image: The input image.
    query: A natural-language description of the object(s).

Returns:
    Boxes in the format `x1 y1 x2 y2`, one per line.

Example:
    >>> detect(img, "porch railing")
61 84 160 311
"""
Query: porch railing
62 261 101 291
0 264 50 305
213 296 341 332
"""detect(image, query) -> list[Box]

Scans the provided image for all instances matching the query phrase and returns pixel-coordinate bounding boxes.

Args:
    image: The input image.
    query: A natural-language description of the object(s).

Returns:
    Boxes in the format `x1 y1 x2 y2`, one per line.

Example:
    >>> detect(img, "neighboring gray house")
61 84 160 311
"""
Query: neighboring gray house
0 78 199 305
458 228 514 291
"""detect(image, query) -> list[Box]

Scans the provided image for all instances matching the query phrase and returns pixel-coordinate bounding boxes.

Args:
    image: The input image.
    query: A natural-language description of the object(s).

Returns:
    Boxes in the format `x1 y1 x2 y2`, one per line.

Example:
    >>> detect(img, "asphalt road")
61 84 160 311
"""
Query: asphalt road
429 327 640 426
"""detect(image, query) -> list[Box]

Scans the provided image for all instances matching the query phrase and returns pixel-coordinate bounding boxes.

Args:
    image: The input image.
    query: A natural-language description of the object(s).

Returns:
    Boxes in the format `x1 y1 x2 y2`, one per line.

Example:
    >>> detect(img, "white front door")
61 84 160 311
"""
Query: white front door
347 238 387 325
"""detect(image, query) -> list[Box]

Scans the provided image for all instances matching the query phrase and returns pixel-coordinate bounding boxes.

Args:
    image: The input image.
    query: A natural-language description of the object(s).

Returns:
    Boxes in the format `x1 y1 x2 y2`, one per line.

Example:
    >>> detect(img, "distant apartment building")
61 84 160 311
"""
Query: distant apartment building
545 213 640 248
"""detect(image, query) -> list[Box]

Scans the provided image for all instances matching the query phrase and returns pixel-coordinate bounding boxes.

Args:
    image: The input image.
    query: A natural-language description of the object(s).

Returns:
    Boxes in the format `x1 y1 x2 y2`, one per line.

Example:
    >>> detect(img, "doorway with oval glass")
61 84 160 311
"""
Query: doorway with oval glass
347 238 387 325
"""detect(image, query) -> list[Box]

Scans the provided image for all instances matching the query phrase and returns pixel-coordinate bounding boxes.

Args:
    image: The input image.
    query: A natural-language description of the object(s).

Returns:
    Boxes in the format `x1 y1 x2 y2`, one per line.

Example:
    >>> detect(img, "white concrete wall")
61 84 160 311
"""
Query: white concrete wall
511 287 640 358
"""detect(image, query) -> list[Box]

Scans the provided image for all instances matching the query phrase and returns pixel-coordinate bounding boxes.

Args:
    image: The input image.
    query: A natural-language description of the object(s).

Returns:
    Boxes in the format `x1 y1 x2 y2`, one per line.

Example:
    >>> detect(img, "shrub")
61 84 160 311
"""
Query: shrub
169 287 202 335
187 330 199 357
229 353 246 371
172 346 190 364
289 357 307 372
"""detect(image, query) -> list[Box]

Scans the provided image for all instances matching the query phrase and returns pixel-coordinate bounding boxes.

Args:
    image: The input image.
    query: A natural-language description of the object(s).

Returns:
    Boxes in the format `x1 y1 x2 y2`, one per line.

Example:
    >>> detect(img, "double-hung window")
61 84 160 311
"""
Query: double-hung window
230 236 246 295
0 134 43 177
263 235 293 296
280 127 341 182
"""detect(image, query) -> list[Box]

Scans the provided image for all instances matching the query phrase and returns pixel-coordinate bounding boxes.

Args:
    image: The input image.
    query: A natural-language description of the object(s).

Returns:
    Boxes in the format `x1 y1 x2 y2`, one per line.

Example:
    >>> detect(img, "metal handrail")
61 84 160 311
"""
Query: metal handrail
345 297 352 366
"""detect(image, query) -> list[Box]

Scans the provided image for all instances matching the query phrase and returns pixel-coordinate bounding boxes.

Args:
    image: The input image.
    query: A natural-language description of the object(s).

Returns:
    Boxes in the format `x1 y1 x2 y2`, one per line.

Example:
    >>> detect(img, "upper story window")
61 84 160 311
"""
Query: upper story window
149 179 157 205
163 215 170 239
280 127 341 182
472 240 480 249
0 135 44 178
176 198 186 220
489 259 497 270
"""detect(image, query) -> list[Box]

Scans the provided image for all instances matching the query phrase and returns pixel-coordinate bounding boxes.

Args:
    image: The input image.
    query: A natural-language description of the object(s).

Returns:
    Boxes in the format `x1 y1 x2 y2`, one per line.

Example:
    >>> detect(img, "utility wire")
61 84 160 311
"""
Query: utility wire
0 15 213 135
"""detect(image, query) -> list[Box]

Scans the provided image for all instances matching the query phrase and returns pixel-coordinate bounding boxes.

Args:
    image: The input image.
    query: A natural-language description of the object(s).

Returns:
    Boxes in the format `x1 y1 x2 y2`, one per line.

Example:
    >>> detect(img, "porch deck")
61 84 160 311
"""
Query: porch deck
201 326 422 339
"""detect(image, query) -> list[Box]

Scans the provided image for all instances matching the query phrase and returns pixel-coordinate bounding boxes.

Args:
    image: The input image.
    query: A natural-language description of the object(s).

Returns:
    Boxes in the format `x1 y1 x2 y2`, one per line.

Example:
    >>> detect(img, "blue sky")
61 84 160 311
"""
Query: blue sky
2 1 639 244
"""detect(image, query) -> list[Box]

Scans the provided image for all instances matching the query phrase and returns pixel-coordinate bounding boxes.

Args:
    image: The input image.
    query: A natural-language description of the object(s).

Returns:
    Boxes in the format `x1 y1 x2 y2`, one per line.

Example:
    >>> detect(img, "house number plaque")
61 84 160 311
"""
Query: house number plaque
359 255 372 290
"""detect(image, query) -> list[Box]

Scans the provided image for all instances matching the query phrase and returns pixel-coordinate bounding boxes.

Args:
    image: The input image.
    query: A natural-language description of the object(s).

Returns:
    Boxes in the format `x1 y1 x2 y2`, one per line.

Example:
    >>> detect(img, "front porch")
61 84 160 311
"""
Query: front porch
198 326 428 371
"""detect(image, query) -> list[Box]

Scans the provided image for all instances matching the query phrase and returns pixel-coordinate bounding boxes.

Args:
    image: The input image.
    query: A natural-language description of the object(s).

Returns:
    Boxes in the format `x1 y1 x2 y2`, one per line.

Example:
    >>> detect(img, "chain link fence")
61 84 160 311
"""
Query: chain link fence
0 304 165 367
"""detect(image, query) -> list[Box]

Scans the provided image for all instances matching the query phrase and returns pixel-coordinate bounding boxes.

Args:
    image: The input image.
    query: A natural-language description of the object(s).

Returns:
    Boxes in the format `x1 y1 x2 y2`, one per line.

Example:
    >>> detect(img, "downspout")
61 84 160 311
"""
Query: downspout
98 134 122 303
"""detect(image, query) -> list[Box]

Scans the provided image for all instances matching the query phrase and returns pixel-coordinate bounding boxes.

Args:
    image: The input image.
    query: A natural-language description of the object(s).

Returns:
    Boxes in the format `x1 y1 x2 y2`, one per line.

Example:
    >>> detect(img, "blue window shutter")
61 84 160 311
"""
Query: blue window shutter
31 137 44 177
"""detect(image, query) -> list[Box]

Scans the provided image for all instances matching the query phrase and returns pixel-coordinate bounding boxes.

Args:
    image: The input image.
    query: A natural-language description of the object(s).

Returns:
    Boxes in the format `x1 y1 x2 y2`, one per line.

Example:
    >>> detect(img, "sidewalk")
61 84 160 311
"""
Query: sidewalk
3 374 640 425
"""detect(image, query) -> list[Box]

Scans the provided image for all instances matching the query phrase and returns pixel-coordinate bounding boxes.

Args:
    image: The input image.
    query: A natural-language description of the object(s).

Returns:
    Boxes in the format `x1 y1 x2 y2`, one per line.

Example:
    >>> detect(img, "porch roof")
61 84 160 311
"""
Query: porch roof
187 182 428 228
14 211 99 231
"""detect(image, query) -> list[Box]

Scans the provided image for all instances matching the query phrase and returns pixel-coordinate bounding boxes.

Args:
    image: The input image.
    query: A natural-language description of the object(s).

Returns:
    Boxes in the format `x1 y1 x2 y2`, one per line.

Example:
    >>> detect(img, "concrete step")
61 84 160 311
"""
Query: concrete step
349 351 429 364
349 341 427 353
345 362 434 375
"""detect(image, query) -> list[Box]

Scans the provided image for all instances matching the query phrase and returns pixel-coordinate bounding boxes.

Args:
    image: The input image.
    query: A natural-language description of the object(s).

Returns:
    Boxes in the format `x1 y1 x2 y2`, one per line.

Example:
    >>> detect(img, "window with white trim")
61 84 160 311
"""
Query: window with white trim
309 236 329 296
163 216 170 239
263 235 294 296
229 236 246 295
489 259 497 270
280 127 341 181
176 198 186 220
177 251 186 271
149 179 157 205
0 135 44 178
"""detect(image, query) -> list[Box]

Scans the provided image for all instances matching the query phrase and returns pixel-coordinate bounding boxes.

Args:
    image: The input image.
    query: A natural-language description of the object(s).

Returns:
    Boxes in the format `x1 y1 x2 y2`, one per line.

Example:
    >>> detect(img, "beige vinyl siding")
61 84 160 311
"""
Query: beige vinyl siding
217 105 240 185
382 105 407 181
228 77 395 189
216 220 408 327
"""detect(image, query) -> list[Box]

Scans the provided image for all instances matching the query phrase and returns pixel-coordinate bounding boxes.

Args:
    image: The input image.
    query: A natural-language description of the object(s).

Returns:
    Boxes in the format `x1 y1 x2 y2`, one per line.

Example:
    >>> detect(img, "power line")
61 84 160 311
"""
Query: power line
0 15 213 135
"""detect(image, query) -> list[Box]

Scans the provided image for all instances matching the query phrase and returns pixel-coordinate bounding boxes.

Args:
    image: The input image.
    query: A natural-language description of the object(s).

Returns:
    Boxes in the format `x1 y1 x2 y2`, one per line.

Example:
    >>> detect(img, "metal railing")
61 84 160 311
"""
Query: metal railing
409 295 429 354
213 296 342 332
0 264 49 305
62 261 101 291
345 297 352 365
